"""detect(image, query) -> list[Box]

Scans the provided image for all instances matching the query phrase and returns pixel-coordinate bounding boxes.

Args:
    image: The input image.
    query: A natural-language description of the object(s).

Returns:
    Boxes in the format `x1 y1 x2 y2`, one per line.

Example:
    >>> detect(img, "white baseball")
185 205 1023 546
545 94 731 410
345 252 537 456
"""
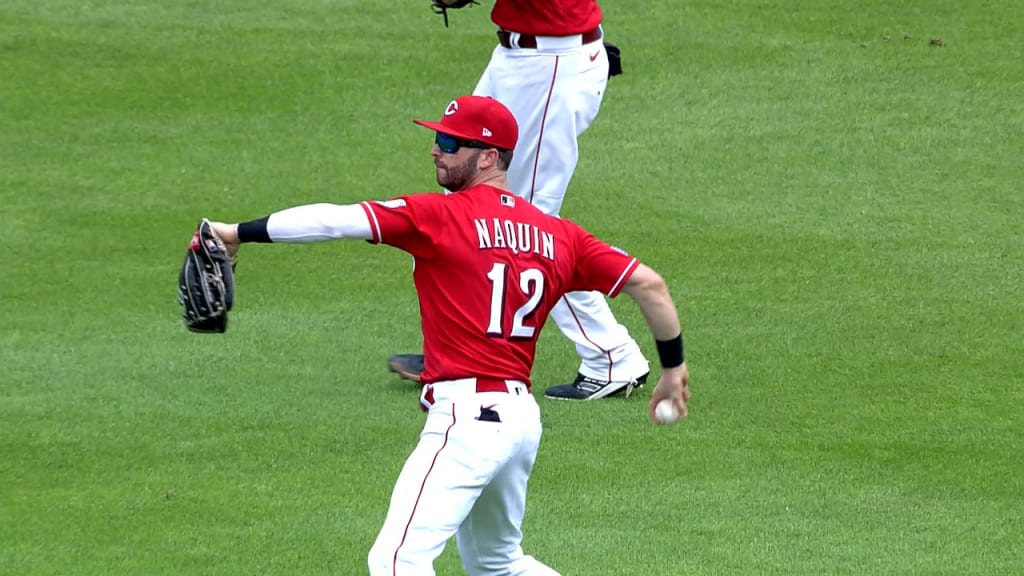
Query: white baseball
654 398 681 425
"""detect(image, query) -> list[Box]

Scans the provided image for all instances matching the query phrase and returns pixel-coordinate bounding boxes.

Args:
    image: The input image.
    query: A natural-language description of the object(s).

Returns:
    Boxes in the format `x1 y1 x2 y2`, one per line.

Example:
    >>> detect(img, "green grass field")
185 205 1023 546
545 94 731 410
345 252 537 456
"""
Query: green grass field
2 1 1022 574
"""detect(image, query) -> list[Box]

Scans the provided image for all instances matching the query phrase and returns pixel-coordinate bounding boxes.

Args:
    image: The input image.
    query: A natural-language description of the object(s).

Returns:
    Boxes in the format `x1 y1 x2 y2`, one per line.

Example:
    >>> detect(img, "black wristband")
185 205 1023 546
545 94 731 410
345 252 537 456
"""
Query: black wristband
655 334 684 368
237 217 272 243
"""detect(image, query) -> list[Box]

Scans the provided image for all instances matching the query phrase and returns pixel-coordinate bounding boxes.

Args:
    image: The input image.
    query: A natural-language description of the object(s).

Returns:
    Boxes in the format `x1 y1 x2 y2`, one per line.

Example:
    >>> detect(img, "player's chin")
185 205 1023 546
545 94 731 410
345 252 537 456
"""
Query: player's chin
435 169 451 189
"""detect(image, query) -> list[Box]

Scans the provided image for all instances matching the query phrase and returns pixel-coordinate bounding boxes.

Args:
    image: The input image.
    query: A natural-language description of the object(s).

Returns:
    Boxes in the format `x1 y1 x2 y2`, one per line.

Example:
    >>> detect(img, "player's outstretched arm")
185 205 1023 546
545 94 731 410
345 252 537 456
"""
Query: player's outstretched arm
207 203 375 258
621 264 691 421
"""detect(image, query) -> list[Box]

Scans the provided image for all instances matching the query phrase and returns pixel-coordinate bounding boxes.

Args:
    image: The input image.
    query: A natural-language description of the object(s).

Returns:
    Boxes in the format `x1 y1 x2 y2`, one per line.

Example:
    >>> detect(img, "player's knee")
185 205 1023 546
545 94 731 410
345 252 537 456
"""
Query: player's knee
367 542 393 576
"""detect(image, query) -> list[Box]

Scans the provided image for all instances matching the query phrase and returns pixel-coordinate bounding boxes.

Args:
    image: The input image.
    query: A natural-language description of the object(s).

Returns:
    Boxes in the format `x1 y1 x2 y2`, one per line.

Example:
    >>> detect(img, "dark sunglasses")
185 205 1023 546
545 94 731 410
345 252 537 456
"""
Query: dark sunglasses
435 132 492 154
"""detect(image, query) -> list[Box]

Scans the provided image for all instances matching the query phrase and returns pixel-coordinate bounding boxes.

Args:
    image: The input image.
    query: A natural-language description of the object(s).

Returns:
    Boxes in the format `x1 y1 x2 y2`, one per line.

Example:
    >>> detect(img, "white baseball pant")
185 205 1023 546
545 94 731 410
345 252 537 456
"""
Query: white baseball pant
473 32 649 383
368 379 560 575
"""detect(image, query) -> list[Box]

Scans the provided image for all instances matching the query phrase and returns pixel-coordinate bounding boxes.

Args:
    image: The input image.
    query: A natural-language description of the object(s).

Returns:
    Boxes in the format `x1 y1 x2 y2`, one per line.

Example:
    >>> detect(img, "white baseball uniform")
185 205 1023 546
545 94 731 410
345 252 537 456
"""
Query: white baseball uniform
345 147 643 573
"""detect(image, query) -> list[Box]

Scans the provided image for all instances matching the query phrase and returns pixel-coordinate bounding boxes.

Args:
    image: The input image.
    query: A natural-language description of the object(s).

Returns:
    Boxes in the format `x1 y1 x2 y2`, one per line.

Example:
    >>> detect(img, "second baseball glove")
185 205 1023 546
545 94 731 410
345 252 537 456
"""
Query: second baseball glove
432 0 479 27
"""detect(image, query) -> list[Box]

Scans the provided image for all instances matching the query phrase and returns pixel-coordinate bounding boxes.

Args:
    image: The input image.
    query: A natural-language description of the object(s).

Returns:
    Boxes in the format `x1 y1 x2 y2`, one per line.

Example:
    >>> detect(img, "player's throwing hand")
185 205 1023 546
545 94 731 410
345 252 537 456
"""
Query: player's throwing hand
649 364 690 423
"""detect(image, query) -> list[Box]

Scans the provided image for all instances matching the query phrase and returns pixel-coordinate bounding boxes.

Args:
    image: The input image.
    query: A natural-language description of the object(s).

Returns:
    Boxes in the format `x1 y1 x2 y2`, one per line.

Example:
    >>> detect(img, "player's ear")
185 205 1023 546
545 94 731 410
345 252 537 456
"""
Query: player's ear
481 148 500 169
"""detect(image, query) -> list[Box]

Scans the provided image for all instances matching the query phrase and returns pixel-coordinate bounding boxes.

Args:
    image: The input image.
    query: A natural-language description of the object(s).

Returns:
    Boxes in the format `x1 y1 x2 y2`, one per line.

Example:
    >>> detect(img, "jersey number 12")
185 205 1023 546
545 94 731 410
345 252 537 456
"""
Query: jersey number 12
485 262 544 339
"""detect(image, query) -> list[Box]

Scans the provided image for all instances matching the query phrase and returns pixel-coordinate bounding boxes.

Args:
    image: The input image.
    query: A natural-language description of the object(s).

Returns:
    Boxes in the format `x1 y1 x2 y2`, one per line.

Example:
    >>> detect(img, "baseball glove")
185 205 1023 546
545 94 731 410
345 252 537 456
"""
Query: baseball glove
178 218 235 333
431 0 479 28
605 42 623 77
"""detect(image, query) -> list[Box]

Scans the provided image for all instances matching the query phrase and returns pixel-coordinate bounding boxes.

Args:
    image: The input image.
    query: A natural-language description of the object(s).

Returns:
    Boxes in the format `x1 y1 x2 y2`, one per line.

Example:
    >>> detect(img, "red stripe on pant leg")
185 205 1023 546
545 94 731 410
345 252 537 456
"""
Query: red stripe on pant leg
527 56 561 206
562 295 615 381
391 407 458 574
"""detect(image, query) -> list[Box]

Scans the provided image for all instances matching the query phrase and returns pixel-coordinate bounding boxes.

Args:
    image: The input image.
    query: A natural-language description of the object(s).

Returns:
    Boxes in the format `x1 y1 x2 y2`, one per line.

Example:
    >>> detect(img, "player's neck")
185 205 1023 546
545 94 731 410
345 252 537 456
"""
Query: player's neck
463 169 510 193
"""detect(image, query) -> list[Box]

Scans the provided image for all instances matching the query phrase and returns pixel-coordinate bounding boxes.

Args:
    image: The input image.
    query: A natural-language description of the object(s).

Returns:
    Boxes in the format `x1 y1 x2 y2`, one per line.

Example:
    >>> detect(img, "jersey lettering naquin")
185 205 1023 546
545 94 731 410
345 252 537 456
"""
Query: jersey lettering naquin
361 185 638 385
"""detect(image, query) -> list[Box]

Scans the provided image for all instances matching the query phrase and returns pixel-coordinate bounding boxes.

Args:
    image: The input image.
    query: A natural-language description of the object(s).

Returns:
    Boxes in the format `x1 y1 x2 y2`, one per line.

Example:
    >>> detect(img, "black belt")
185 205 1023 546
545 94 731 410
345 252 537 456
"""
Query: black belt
497 26 602 49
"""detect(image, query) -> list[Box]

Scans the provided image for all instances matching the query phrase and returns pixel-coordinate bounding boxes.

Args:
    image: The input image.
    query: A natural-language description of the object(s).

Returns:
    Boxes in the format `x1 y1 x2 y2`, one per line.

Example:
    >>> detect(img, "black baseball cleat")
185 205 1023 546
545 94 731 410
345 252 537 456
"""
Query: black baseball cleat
387 353 425 383
544 372 648 400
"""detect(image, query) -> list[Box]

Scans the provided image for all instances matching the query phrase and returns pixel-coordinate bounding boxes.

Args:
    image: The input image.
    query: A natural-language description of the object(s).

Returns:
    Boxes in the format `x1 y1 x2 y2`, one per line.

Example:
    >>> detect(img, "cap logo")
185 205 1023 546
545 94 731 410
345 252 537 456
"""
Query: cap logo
482 128 492 137
444 100 458 116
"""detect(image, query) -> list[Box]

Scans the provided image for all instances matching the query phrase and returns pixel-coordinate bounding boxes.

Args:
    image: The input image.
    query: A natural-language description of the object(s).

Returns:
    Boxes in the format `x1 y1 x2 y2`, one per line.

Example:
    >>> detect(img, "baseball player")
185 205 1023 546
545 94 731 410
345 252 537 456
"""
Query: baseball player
205 96 690 575
388 0 650 401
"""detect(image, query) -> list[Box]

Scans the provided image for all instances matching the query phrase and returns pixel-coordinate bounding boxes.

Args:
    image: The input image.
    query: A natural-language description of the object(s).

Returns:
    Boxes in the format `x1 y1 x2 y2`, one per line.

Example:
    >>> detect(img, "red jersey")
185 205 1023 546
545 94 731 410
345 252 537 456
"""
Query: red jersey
490 0 602 37
361 185 638 386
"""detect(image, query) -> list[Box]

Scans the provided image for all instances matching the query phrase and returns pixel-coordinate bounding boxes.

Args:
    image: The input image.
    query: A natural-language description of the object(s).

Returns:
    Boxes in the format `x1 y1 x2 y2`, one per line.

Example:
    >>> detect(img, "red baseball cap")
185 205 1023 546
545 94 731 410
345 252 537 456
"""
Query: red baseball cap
414 95 519 151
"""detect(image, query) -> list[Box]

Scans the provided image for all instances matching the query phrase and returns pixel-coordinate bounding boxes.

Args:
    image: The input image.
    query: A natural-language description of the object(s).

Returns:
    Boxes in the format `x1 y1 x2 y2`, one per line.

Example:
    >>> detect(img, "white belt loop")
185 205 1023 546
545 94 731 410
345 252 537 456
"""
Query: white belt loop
534 33 584 52
420 384 434 410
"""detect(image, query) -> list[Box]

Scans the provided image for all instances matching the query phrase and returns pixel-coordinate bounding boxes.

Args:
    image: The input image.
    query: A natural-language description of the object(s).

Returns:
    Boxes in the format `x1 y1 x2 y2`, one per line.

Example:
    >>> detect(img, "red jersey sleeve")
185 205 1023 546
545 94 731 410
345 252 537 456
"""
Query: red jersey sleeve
360 194 445 259
565 222 640 298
